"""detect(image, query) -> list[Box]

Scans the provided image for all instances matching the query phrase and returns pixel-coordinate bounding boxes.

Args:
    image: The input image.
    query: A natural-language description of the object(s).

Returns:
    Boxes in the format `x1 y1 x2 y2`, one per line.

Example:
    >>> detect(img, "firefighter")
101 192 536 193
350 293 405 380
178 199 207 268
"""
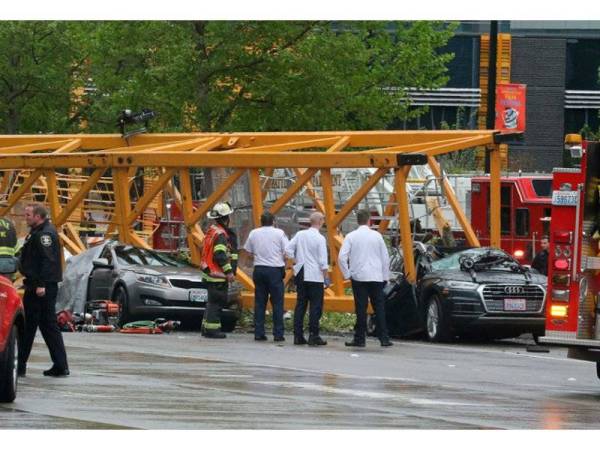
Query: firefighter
0 216 17 259
532 236 549 276
18 204 70 377
200 202 238 339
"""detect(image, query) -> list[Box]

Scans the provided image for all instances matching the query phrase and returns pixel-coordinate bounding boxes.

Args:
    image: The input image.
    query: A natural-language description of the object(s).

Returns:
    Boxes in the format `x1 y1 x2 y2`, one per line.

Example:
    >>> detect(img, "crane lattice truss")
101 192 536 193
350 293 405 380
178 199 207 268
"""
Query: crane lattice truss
0 131 507 312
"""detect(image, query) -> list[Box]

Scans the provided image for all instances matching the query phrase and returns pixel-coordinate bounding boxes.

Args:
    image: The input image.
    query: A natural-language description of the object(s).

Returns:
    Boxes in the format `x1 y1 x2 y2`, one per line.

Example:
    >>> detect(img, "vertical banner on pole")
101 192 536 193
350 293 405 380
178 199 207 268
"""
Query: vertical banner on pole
495 83 527 132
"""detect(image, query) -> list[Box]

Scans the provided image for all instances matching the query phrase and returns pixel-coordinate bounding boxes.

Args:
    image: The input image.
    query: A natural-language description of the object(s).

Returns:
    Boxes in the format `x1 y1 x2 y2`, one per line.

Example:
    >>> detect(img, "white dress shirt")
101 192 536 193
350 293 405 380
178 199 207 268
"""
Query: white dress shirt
243 226 289 267
285 227 328 282
338 225 390 282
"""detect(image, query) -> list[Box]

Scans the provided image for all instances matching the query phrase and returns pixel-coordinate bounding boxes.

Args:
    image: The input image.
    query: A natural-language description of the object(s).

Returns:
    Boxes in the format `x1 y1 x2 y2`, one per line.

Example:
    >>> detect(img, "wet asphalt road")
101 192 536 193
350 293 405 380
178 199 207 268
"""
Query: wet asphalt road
1 332 600 429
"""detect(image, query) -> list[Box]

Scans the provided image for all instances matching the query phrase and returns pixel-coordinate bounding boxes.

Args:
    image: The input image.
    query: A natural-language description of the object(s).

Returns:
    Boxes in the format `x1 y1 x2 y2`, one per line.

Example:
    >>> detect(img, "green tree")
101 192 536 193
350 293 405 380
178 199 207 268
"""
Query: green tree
0 22 82 134
79 21 456 133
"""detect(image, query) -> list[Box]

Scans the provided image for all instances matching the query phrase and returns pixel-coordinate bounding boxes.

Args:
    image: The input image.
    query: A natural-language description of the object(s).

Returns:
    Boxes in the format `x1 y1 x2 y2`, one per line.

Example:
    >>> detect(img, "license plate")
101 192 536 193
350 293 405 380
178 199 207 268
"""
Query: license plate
189 289 208 303
504 298 526 311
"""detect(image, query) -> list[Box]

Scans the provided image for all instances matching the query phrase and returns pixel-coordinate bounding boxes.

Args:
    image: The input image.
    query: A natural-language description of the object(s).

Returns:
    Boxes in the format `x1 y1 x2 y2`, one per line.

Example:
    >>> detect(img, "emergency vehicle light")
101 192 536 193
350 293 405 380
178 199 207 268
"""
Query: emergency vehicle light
513 249 525 259
553 259 570 271
550 305 568 318
553 231 573 244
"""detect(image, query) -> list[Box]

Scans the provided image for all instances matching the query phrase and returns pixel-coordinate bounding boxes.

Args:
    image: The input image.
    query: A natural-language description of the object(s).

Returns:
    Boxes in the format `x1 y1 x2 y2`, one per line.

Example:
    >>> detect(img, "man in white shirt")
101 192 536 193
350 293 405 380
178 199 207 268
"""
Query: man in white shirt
243 211 289 342
338 209 393 347
286 212 329 346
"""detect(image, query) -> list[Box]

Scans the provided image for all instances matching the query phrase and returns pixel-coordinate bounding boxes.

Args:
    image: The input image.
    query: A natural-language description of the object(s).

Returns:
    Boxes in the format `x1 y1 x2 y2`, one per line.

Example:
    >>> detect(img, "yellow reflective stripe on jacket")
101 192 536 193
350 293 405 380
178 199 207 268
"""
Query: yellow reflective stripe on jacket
230 253 239 261
203 273 227 283
222 263 232 272
203 321 221 329
0 246 15 256
214 244 228 253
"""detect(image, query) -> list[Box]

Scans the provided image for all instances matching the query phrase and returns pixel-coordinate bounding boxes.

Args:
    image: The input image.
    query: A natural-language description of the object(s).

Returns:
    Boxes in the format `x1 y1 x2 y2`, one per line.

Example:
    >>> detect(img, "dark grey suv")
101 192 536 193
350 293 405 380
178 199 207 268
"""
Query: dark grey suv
86 242 241 329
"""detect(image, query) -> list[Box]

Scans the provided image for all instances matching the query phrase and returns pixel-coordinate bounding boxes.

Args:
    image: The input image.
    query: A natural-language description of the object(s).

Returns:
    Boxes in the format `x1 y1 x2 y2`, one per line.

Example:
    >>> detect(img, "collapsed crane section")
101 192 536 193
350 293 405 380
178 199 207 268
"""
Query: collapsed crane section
0 130 511 312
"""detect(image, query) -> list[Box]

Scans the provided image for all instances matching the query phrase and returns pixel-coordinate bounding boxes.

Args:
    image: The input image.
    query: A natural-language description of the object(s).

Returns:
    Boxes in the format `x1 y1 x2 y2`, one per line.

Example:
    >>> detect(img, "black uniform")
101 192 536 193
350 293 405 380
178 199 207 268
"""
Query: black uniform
18 219 69 374
531 249 549 276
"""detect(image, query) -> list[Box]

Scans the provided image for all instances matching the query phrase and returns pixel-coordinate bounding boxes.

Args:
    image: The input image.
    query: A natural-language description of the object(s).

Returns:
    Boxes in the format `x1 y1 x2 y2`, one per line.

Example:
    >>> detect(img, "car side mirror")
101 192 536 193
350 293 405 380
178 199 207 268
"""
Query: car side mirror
0 256 18 275
92 258 113 269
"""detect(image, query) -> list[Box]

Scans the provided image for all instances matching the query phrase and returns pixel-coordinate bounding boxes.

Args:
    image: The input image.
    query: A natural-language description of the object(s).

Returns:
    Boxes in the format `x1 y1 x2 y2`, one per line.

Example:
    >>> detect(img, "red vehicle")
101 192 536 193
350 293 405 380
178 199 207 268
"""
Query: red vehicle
471 174 553 264
539 136 600 379
0 258 24 402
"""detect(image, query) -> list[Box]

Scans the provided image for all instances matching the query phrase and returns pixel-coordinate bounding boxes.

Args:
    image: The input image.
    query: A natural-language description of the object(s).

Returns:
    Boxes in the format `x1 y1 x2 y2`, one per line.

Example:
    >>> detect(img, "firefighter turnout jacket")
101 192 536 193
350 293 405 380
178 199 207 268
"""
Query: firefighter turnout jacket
0 217 17 257
19 219 62 288
201 223 238 282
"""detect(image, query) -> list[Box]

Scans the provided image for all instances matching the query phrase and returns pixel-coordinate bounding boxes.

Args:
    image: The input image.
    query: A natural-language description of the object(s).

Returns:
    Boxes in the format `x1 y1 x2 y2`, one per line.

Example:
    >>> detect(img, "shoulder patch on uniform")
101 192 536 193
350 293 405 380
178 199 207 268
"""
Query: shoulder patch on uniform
40 234 52 247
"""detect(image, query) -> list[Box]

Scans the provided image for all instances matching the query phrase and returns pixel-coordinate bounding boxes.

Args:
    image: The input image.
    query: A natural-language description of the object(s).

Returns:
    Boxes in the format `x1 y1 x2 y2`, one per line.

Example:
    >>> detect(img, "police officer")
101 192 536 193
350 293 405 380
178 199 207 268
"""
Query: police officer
18 204 69 377
200 202 238 339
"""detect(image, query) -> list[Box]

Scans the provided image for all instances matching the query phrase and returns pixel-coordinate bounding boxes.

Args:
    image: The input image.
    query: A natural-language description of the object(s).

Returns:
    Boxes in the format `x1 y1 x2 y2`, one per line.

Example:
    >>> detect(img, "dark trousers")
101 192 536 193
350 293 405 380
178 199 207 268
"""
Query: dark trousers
204 282 228 332
19 282 69 371
351 279 389 343
253 265 284 338
294 268 324 337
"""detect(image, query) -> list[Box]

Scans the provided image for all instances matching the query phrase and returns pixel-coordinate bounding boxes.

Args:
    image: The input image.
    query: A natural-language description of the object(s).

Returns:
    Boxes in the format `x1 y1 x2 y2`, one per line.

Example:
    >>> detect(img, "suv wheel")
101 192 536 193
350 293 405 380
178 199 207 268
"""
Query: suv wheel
0 325 19 403
425 295 451 342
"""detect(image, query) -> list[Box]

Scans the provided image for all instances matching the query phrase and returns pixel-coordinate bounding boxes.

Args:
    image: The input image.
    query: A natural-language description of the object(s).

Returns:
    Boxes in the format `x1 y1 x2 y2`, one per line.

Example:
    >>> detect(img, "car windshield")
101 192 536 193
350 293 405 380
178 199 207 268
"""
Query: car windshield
114 246 187 267
431 248 510 271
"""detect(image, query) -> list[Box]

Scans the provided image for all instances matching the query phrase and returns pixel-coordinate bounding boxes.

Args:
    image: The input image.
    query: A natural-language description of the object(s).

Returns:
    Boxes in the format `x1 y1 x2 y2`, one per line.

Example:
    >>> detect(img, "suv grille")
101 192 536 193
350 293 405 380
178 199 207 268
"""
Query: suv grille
481 284 545 313
169 278 206 289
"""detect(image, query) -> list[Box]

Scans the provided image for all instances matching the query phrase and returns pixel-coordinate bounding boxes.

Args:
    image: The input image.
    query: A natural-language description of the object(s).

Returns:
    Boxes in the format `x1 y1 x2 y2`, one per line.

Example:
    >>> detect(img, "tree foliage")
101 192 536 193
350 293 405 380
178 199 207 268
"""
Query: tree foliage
0 21 456 134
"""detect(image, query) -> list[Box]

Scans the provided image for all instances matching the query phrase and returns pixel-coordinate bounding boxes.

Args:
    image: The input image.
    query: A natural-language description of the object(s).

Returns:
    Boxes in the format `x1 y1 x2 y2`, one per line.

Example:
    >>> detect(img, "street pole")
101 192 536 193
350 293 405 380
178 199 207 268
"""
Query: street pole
484 20 498 173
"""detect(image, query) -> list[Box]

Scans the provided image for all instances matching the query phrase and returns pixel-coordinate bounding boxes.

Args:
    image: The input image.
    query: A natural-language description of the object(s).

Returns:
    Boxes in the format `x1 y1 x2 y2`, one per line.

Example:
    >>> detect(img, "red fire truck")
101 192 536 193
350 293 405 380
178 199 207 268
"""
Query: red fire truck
539 135 600 379
471 174 552 264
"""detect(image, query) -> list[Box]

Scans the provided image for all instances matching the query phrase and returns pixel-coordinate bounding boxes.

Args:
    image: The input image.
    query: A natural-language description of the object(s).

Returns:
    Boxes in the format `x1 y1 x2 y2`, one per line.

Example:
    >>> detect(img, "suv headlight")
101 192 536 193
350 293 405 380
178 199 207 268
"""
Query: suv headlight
447 280 479 290
136 274 170 287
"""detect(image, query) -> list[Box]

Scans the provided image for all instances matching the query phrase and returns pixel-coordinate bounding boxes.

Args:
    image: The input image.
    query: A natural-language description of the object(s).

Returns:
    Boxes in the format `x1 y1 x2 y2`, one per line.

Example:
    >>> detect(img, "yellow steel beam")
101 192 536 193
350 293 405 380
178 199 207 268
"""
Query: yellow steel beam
332 168 388 229
0 139 81 154
179 168 202 264
64 222 87 253
127 169 176 225
321 169 344 296
188 169 245 225
378 193 396 234
137 137 214 153
427 156 480 247
0 152 404 170
191 137 224 152
44 170 61 224
269 168 318 214
240 292 355 312
421 135 495 157
0 169 43 215
55 168 106 226
367 135 485 153
395 167 416 283
226 137 342 153
248 169 263 227
59 231 83 256
261 168 274 201
490 145 501 248
112 168 133 244
53 139 82 154
0 130 499 150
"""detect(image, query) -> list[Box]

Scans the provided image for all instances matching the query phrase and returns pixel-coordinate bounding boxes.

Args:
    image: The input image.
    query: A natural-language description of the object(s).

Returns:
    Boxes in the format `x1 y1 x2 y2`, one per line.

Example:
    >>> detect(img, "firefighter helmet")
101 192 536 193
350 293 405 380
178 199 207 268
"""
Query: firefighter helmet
207 202 234 219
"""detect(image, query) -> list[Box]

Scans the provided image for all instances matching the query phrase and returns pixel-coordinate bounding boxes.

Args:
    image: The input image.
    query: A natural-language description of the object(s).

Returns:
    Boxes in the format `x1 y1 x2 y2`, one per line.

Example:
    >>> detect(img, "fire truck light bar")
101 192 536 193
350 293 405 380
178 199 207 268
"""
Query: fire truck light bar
550 305 568 318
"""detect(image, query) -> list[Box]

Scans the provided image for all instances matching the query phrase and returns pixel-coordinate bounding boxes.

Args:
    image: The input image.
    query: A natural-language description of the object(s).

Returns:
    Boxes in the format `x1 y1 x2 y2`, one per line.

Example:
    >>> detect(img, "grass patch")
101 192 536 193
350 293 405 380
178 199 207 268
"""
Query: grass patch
236 309 356 335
